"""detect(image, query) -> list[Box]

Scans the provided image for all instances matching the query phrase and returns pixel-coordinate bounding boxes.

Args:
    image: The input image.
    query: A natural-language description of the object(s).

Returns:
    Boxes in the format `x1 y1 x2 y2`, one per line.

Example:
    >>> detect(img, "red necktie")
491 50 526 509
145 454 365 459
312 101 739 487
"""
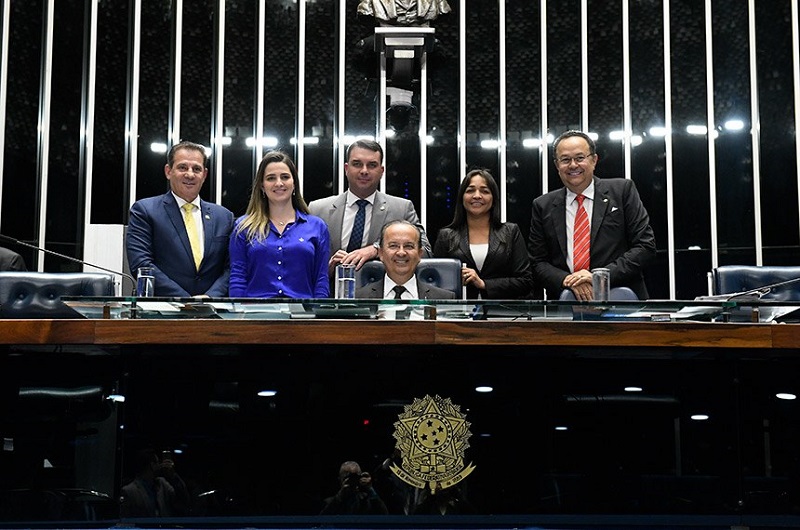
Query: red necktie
573 194 590 272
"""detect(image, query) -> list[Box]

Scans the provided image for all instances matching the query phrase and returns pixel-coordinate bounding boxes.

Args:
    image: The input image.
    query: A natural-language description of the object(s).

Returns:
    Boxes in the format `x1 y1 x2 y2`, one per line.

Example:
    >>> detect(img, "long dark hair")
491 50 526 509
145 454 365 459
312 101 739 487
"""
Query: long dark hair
446 168 502 230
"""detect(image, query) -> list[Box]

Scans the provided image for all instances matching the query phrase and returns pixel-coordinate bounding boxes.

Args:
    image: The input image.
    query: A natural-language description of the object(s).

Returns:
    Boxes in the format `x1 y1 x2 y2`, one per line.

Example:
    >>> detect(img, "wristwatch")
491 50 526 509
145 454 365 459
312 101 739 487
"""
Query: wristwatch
372 241 380 250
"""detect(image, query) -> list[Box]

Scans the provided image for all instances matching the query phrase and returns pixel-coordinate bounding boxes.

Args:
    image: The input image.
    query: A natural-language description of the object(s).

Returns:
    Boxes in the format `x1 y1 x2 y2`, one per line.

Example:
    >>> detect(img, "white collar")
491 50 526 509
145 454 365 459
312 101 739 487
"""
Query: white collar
567 181 595 203
346 190 376 207
173 193 201 210
383 275 419 299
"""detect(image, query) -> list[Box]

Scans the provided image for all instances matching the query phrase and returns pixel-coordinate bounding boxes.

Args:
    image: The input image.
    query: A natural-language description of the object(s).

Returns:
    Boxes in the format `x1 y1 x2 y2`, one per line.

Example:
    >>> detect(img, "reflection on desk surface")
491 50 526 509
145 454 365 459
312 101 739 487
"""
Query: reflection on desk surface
57 296 800 323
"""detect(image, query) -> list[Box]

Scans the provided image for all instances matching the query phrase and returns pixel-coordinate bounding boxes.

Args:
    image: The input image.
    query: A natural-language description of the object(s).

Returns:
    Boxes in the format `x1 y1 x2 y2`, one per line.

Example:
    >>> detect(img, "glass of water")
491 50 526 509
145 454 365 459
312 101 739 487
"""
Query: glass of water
136 267 155 297
335 264 356 299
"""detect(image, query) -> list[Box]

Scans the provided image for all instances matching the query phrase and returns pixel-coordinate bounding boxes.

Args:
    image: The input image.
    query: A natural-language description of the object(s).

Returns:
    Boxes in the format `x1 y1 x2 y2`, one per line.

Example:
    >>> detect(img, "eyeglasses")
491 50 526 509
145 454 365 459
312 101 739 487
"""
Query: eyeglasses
555 154 593 166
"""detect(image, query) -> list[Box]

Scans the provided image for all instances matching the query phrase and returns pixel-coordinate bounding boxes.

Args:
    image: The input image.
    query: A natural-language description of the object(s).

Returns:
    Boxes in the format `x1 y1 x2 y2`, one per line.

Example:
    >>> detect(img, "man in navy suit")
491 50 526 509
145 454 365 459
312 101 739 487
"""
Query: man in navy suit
308 139 430 278
528 130 656 301
355 220 454 300
126 141 234 297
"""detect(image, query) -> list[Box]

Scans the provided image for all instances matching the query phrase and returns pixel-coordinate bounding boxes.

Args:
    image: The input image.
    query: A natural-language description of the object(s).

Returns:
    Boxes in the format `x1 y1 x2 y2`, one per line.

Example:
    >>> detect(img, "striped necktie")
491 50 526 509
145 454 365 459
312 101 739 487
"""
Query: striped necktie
573 194 590 272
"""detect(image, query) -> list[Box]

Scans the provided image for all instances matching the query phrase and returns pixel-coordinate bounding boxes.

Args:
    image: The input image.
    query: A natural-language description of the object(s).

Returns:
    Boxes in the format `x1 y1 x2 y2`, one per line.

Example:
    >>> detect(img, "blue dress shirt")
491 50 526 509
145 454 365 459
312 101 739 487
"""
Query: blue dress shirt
228 212 330 298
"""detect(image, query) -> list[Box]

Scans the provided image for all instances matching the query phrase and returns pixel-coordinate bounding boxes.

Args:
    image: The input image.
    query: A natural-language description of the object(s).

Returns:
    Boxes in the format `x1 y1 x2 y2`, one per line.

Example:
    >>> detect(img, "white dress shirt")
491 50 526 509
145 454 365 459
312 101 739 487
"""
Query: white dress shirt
340 190 376 250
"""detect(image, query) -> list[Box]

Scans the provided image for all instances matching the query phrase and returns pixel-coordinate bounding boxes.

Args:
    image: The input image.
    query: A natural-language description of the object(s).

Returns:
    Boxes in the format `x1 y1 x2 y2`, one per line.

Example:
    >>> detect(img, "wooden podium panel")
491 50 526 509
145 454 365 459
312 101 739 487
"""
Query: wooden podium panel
0 319 789 349
2 318 800 528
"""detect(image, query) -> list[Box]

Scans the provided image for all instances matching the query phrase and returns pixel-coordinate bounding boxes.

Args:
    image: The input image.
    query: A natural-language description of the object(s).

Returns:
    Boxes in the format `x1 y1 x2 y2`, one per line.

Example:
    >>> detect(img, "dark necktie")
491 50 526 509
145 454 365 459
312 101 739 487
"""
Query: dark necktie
392 285 406 299
573 194 590 272
347 199 369 252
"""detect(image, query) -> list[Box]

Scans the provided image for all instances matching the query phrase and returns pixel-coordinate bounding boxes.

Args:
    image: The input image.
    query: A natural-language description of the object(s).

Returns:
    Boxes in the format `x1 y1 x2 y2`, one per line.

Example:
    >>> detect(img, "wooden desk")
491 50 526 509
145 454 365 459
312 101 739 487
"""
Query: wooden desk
0 319 789 349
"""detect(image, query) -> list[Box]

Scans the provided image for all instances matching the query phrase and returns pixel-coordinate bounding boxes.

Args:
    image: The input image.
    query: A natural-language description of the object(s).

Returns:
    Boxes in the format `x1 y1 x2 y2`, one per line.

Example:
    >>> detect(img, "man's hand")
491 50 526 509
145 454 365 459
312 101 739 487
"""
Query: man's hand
328 250 347 276
340 246 378 270
563 270 593 301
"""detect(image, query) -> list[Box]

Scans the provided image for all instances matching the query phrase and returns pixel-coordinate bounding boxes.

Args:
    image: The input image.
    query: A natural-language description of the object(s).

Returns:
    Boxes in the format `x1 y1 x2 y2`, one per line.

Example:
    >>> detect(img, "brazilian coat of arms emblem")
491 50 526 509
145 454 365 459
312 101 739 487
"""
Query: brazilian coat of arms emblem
390 394 476 494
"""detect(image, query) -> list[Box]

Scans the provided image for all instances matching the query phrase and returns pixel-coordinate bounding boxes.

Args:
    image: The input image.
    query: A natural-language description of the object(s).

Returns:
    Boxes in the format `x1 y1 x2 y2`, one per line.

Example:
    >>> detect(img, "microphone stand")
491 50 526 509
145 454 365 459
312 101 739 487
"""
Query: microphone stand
696 276 800 302
0 233 138 313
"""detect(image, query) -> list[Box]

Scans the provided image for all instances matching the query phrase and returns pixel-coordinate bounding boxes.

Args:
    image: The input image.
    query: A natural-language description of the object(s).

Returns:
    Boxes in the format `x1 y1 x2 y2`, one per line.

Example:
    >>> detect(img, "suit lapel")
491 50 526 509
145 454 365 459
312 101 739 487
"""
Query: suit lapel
369 192 389 242
591 178 611 241
418 280 430 300
482 226 504 273
372 279 385 298
163 194 194 265
327 193 347 247
552 189 568 260
457 227 473 268
199 200 216 270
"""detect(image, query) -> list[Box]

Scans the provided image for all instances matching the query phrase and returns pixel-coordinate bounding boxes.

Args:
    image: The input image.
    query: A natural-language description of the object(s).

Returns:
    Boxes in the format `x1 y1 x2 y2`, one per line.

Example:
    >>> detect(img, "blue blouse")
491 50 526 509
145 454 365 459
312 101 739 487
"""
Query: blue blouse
228 212 330 298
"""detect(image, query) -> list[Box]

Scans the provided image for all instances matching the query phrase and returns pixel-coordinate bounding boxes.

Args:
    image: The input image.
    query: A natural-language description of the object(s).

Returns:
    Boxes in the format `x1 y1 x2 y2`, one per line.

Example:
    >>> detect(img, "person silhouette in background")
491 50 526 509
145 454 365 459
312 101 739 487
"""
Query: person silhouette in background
120 449 189 518
320 460 389 515
411 482 474 515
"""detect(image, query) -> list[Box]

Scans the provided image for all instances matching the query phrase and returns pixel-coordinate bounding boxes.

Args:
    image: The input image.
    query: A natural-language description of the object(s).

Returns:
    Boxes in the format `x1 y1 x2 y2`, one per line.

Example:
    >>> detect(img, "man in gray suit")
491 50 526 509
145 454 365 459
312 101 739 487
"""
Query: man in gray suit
308 139 430 277
355 220 454 300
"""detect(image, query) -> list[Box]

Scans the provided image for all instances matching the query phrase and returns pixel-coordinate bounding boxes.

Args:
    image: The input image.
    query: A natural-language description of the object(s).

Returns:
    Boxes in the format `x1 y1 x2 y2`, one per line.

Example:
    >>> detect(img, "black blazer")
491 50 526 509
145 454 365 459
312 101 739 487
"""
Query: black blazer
528 177 656 299
0 247 26 271
433 223 532 299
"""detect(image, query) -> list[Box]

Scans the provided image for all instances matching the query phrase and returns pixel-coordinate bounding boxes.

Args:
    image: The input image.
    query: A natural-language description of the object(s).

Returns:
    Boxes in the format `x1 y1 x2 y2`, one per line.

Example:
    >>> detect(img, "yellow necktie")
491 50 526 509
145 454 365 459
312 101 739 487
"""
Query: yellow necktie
182 203 202 270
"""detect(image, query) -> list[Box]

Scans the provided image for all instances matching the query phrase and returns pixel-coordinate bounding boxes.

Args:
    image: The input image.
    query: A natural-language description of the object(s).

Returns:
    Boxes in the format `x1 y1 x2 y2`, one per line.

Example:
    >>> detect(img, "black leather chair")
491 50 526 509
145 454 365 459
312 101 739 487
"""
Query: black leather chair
0 272 114 318
710 265 800 300
356 258 463 298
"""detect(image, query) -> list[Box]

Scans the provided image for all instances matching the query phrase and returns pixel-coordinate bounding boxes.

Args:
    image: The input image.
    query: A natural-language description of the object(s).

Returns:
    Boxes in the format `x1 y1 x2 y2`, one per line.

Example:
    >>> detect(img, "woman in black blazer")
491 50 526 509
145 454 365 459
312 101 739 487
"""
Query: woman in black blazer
433 169 532 299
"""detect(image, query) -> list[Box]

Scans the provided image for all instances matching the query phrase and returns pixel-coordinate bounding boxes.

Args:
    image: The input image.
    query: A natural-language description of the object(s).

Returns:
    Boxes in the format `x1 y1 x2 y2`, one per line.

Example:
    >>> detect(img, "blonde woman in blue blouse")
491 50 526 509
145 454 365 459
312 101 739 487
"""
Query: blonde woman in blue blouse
229 151 330 298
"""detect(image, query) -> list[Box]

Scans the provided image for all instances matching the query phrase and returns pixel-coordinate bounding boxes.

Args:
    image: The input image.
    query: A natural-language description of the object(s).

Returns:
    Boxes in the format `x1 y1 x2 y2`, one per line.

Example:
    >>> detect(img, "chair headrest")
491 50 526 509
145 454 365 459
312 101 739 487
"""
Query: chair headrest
713 265 800 301
0 272 114 318
355 258 462 298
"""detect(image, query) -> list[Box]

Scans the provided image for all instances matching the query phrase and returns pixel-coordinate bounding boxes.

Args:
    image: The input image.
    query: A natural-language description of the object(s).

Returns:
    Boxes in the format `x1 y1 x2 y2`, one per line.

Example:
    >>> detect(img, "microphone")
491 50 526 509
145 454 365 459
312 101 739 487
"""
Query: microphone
695 276 800 302
0 233 136 296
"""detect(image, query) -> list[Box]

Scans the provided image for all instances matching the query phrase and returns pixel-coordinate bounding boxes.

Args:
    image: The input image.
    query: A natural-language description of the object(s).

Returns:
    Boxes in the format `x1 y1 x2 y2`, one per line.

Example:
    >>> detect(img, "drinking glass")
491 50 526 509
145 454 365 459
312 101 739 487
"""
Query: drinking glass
335 264 356 299
136 267 155 297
